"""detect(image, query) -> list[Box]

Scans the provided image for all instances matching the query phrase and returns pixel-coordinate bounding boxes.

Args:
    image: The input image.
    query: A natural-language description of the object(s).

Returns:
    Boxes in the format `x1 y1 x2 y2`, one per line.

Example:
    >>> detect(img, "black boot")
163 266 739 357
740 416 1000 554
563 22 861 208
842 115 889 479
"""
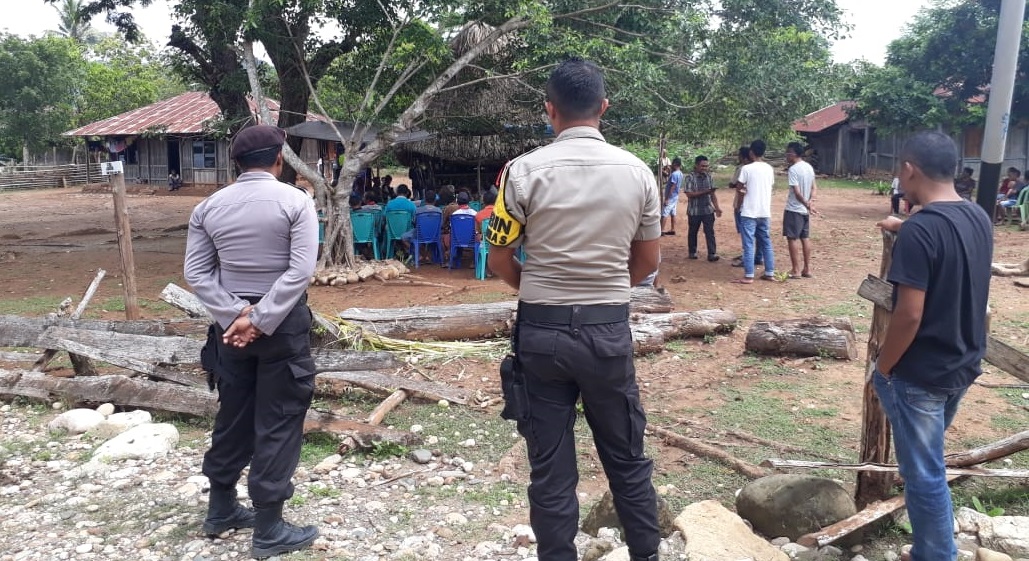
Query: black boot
631 553 659 561
202 484 255 536
251 501 319 559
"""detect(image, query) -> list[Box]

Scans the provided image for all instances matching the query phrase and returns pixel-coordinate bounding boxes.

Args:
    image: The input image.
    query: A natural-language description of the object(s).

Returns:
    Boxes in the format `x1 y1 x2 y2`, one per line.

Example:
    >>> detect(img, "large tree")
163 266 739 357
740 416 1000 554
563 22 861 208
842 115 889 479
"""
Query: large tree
79 36 185 126
0 35 85 162
849 0 1028 132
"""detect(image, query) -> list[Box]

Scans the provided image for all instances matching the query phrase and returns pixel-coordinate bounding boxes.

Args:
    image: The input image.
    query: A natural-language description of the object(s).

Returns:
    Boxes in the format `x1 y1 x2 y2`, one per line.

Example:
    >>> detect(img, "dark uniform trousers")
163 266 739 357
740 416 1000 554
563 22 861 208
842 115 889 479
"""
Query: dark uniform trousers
201 295 316 505
687 213 717 257
515 303 659 561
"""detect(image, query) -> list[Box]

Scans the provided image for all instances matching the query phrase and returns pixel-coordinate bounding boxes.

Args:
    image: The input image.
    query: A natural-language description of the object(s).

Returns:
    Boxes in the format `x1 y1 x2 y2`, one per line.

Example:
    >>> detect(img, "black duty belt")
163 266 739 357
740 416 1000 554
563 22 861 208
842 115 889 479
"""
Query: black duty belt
518 302 629 325
238 293 308 306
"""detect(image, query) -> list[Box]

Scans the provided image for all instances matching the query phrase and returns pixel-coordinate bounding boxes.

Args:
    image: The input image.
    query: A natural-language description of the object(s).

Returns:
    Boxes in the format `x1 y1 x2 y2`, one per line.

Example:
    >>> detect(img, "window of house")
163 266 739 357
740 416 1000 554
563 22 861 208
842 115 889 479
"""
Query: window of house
192 141 217 169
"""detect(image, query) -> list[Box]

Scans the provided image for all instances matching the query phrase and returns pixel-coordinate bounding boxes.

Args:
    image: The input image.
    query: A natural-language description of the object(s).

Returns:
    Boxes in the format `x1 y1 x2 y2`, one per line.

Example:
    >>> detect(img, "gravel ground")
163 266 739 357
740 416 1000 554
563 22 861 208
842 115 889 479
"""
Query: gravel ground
0 400 683 561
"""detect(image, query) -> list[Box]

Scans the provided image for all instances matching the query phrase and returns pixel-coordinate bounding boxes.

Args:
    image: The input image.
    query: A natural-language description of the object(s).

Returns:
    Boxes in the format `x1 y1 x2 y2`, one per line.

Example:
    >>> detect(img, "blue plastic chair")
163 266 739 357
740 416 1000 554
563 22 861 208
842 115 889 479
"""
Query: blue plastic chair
383 210 413 259
475 218 490 280
412 212 443 267
449 214 477 269
351 211 379 260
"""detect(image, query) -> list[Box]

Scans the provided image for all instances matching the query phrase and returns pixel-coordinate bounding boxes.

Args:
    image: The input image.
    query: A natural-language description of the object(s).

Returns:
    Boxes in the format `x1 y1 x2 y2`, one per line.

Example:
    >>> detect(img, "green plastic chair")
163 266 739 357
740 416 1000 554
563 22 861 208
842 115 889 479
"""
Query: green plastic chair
469 201 483 212
475 218 490 280
1002 187 1029 227
383 210 413 259
351 211 379 260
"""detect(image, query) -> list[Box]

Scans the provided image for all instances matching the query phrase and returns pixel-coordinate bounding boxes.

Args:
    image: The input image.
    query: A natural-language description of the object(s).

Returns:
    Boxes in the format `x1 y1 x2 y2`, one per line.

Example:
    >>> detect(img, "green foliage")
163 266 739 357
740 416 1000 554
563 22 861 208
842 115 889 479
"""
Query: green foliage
369 440 407 459
79 36 185 126
972 495 1006 517
850 1 1023 131
0 34 85 154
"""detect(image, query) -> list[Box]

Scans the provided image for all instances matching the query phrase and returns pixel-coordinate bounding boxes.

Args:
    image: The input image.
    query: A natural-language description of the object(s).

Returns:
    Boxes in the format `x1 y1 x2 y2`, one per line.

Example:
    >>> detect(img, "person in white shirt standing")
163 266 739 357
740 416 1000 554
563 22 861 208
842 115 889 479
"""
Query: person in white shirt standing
732 140 776 284
784 142 817 279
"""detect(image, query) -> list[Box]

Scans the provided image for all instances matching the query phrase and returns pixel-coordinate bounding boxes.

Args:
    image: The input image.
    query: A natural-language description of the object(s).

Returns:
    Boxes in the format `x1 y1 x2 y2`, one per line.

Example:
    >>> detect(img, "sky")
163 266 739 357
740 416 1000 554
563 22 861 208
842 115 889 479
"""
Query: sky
5 0 934 66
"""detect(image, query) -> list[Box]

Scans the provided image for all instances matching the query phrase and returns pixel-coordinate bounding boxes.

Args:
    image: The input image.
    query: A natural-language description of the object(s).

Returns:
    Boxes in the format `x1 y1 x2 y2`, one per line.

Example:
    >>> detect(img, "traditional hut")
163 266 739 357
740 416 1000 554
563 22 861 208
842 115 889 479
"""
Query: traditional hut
394 22 552 192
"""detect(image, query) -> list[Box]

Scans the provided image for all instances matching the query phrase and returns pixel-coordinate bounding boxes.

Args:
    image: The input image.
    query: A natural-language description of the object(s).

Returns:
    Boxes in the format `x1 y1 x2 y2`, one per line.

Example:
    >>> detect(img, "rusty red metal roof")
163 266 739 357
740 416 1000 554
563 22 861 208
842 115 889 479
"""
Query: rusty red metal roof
64 91 293 137
792 101 856 134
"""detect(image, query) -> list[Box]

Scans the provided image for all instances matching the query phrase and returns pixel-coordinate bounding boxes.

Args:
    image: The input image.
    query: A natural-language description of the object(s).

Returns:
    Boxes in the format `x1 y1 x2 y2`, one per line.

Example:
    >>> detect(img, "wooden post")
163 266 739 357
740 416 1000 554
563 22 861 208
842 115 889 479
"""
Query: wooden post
110 172 142 320
856 231 896 508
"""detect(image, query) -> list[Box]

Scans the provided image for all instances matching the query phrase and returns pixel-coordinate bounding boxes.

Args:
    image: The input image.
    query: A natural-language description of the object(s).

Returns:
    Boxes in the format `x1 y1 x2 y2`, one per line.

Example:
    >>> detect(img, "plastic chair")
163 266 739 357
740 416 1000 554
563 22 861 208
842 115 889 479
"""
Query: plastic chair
412 212 443 267
475 218 490 280
383 210 413 259
469 201 483 212
351 211 379 260
1019 187 1029 230
449 214 477 269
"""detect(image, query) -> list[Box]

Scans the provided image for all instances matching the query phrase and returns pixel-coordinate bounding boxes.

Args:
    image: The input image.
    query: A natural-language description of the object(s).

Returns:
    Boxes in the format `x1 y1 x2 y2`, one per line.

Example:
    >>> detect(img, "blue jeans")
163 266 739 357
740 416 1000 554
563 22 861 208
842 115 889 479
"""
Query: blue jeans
874 371 966 561
739 216 774 278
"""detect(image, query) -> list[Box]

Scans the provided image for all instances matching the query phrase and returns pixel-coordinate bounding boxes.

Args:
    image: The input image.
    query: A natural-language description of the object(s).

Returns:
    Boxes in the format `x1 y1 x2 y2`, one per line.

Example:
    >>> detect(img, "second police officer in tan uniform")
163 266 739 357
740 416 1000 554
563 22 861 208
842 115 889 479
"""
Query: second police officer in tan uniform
487 59 662 561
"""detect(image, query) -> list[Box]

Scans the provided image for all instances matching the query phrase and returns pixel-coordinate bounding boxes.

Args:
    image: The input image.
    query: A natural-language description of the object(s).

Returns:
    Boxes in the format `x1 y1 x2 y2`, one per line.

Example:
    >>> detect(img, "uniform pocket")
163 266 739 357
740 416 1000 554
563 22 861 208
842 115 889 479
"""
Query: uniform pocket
519 327 558 355
281 357 316 416
626 394 647 457
592 332 633 357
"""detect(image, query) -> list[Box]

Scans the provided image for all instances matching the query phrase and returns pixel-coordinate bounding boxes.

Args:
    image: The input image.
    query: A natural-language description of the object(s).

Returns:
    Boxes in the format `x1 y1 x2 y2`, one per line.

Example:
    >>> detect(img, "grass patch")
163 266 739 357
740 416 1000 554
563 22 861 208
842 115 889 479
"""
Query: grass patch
654 460 749 513
738 355 795 377
92 297 174 315
953 481 1029 516
384 403 519 465
299 432 340 465
0 296 68 315
455 290 513 304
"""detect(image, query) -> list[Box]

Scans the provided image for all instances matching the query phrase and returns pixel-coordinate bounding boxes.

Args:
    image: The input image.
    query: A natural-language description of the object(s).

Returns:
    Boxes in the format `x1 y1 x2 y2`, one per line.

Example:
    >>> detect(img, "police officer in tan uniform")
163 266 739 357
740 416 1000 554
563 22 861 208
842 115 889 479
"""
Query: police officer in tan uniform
185 124 319 559
487 59 662 561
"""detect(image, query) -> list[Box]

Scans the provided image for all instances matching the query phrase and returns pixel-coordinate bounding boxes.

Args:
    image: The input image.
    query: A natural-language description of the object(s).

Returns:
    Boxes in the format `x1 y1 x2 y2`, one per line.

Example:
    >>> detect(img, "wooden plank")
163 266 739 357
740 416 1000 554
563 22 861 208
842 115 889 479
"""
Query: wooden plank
159 283 212 319
649 424 770 480
860 274 1029 383
366 390 408 425
0 315 191 348
311 348 399 372
765 458 1029 478
318 370 469 405
797 475 964 548
50 337 204 387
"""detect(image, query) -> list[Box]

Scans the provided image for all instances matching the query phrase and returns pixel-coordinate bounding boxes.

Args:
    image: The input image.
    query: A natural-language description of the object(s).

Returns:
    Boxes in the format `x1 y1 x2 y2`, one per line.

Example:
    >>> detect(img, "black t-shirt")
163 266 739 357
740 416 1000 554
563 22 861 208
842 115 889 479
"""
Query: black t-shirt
888 201 993 390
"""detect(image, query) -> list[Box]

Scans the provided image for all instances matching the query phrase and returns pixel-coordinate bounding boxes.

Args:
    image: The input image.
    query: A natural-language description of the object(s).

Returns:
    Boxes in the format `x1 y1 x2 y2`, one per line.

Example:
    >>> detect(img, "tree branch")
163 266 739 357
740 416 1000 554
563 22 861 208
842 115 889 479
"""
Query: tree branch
436 63 559 94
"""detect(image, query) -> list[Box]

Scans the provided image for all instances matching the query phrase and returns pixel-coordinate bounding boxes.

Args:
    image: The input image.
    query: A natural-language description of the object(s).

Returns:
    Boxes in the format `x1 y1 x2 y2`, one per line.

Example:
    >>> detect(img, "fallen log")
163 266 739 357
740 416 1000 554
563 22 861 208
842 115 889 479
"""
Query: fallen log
763 459 1029 478
318 370 469 405
631 310 738 354
366 390 408 425
745 317 857 360
36 326 202 365
311 348 398 373
1016 279 1029 288
648 424 770 480
991 257 1029 277
944 429 1029 466
49 337 204 387
337 287 676 341
0 315 200 348
0 369 417 446
859 275 1029 384
0 351 42 362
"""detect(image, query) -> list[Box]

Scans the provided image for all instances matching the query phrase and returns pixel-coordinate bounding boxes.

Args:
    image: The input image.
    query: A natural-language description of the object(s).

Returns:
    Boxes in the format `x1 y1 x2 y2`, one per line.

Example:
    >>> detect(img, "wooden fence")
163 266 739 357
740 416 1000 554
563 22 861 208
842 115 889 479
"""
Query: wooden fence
0 164 98 192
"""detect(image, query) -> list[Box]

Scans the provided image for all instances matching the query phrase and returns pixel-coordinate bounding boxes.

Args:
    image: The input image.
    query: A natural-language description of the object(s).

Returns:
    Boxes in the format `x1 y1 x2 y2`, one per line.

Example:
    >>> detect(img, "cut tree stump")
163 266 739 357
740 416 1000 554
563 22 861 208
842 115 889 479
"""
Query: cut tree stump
337 286 676 341
0 369 417 446
318 370 469 405
744 317 857 360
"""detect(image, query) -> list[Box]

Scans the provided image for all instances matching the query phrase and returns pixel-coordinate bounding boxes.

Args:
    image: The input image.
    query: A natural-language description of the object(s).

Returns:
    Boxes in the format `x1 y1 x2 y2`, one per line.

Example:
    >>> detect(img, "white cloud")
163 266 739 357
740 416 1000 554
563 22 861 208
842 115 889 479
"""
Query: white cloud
830 0 933 65
4 0 175 46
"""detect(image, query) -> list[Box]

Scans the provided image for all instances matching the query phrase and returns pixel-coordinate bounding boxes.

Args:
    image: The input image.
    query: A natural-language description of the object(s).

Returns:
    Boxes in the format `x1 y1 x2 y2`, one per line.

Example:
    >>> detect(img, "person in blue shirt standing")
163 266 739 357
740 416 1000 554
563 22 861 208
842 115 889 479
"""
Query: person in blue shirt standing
874 131 993 561
661 157 684 236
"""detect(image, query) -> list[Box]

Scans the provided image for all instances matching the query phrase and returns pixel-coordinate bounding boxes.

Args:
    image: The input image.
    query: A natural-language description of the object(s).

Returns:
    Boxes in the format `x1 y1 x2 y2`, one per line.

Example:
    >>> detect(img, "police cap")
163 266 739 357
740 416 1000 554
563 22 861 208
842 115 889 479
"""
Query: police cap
230 125 286 159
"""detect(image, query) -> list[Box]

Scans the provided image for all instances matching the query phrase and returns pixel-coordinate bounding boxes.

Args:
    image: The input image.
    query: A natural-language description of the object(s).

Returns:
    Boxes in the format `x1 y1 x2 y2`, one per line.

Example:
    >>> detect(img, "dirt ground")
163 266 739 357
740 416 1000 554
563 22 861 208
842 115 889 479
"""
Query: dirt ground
2 181 1028 543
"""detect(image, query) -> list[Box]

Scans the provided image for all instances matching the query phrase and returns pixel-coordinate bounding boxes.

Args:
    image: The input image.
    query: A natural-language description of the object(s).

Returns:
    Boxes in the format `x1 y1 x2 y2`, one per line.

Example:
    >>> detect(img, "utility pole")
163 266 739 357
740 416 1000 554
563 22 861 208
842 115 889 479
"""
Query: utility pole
976 0 1026 218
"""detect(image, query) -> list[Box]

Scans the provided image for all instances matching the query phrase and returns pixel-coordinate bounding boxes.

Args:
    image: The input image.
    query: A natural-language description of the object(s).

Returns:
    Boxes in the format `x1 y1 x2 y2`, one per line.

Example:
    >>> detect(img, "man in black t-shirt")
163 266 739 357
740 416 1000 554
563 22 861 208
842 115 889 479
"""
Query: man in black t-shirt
874 131 993 561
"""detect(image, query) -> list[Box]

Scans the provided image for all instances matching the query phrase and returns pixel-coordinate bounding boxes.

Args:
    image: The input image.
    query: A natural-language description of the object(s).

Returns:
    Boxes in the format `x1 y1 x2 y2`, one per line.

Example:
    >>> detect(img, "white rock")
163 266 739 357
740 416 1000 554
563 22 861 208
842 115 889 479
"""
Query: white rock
513 524 536 543
599 546 631 561
781 543 810 558
445 512 469 526
884 552 899 561
978 548 1015 561
364 500 385 512
410 424 424 433
92 423 179 462
851 556 869 561
48 409 105 434
339 467 362 479
74 543 92 554
461 461 474 473
770 537 791 547
52 402 64 410
459 438 476 447
89 410 153 439
95 403 116 417
438 400 450 408
977 514 1029 557
314 454 343 473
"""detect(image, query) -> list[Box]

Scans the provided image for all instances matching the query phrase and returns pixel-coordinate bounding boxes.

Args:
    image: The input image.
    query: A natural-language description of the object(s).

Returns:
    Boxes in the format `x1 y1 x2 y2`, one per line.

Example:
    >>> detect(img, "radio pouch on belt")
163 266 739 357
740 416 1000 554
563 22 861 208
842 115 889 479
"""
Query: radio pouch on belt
200 324 219 391
499 307 530 422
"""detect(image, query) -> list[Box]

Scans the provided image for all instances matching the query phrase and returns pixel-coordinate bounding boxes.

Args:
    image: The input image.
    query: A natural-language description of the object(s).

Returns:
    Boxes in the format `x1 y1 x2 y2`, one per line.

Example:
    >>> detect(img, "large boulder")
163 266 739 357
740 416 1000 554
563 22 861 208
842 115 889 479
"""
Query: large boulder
48 408 105 434
673 500 789 561
957 508 1029 558
92 423 179 462
736 475 856 541
88 410 152 439
581 490 677 538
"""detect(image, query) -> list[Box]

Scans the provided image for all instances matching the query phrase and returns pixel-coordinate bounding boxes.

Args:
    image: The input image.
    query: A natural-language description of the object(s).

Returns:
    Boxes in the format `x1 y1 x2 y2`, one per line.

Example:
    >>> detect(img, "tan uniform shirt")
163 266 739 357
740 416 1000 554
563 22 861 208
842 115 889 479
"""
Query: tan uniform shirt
184 171 318 334
487 126 661 305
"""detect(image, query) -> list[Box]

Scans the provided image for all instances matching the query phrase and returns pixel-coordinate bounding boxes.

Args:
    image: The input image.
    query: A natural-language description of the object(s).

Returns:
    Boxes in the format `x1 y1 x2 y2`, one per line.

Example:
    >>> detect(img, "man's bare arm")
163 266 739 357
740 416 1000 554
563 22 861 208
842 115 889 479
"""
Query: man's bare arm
488 246 522 290
628 239 660 285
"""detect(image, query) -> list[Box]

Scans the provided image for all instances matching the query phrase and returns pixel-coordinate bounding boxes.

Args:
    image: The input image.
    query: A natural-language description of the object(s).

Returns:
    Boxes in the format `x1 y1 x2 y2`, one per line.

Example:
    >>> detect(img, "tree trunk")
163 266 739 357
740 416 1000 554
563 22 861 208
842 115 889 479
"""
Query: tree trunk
0 315 200 348
337 287 679 341
744 317 858 360
630 310 739 354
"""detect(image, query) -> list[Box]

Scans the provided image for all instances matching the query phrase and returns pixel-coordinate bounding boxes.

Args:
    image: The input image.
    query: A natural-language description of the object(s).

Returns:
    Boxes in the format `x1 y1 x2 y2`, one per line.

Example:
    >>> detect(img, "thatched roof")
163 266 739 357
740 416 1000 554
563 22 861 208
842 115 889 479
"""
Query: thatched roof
396 21 549 168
